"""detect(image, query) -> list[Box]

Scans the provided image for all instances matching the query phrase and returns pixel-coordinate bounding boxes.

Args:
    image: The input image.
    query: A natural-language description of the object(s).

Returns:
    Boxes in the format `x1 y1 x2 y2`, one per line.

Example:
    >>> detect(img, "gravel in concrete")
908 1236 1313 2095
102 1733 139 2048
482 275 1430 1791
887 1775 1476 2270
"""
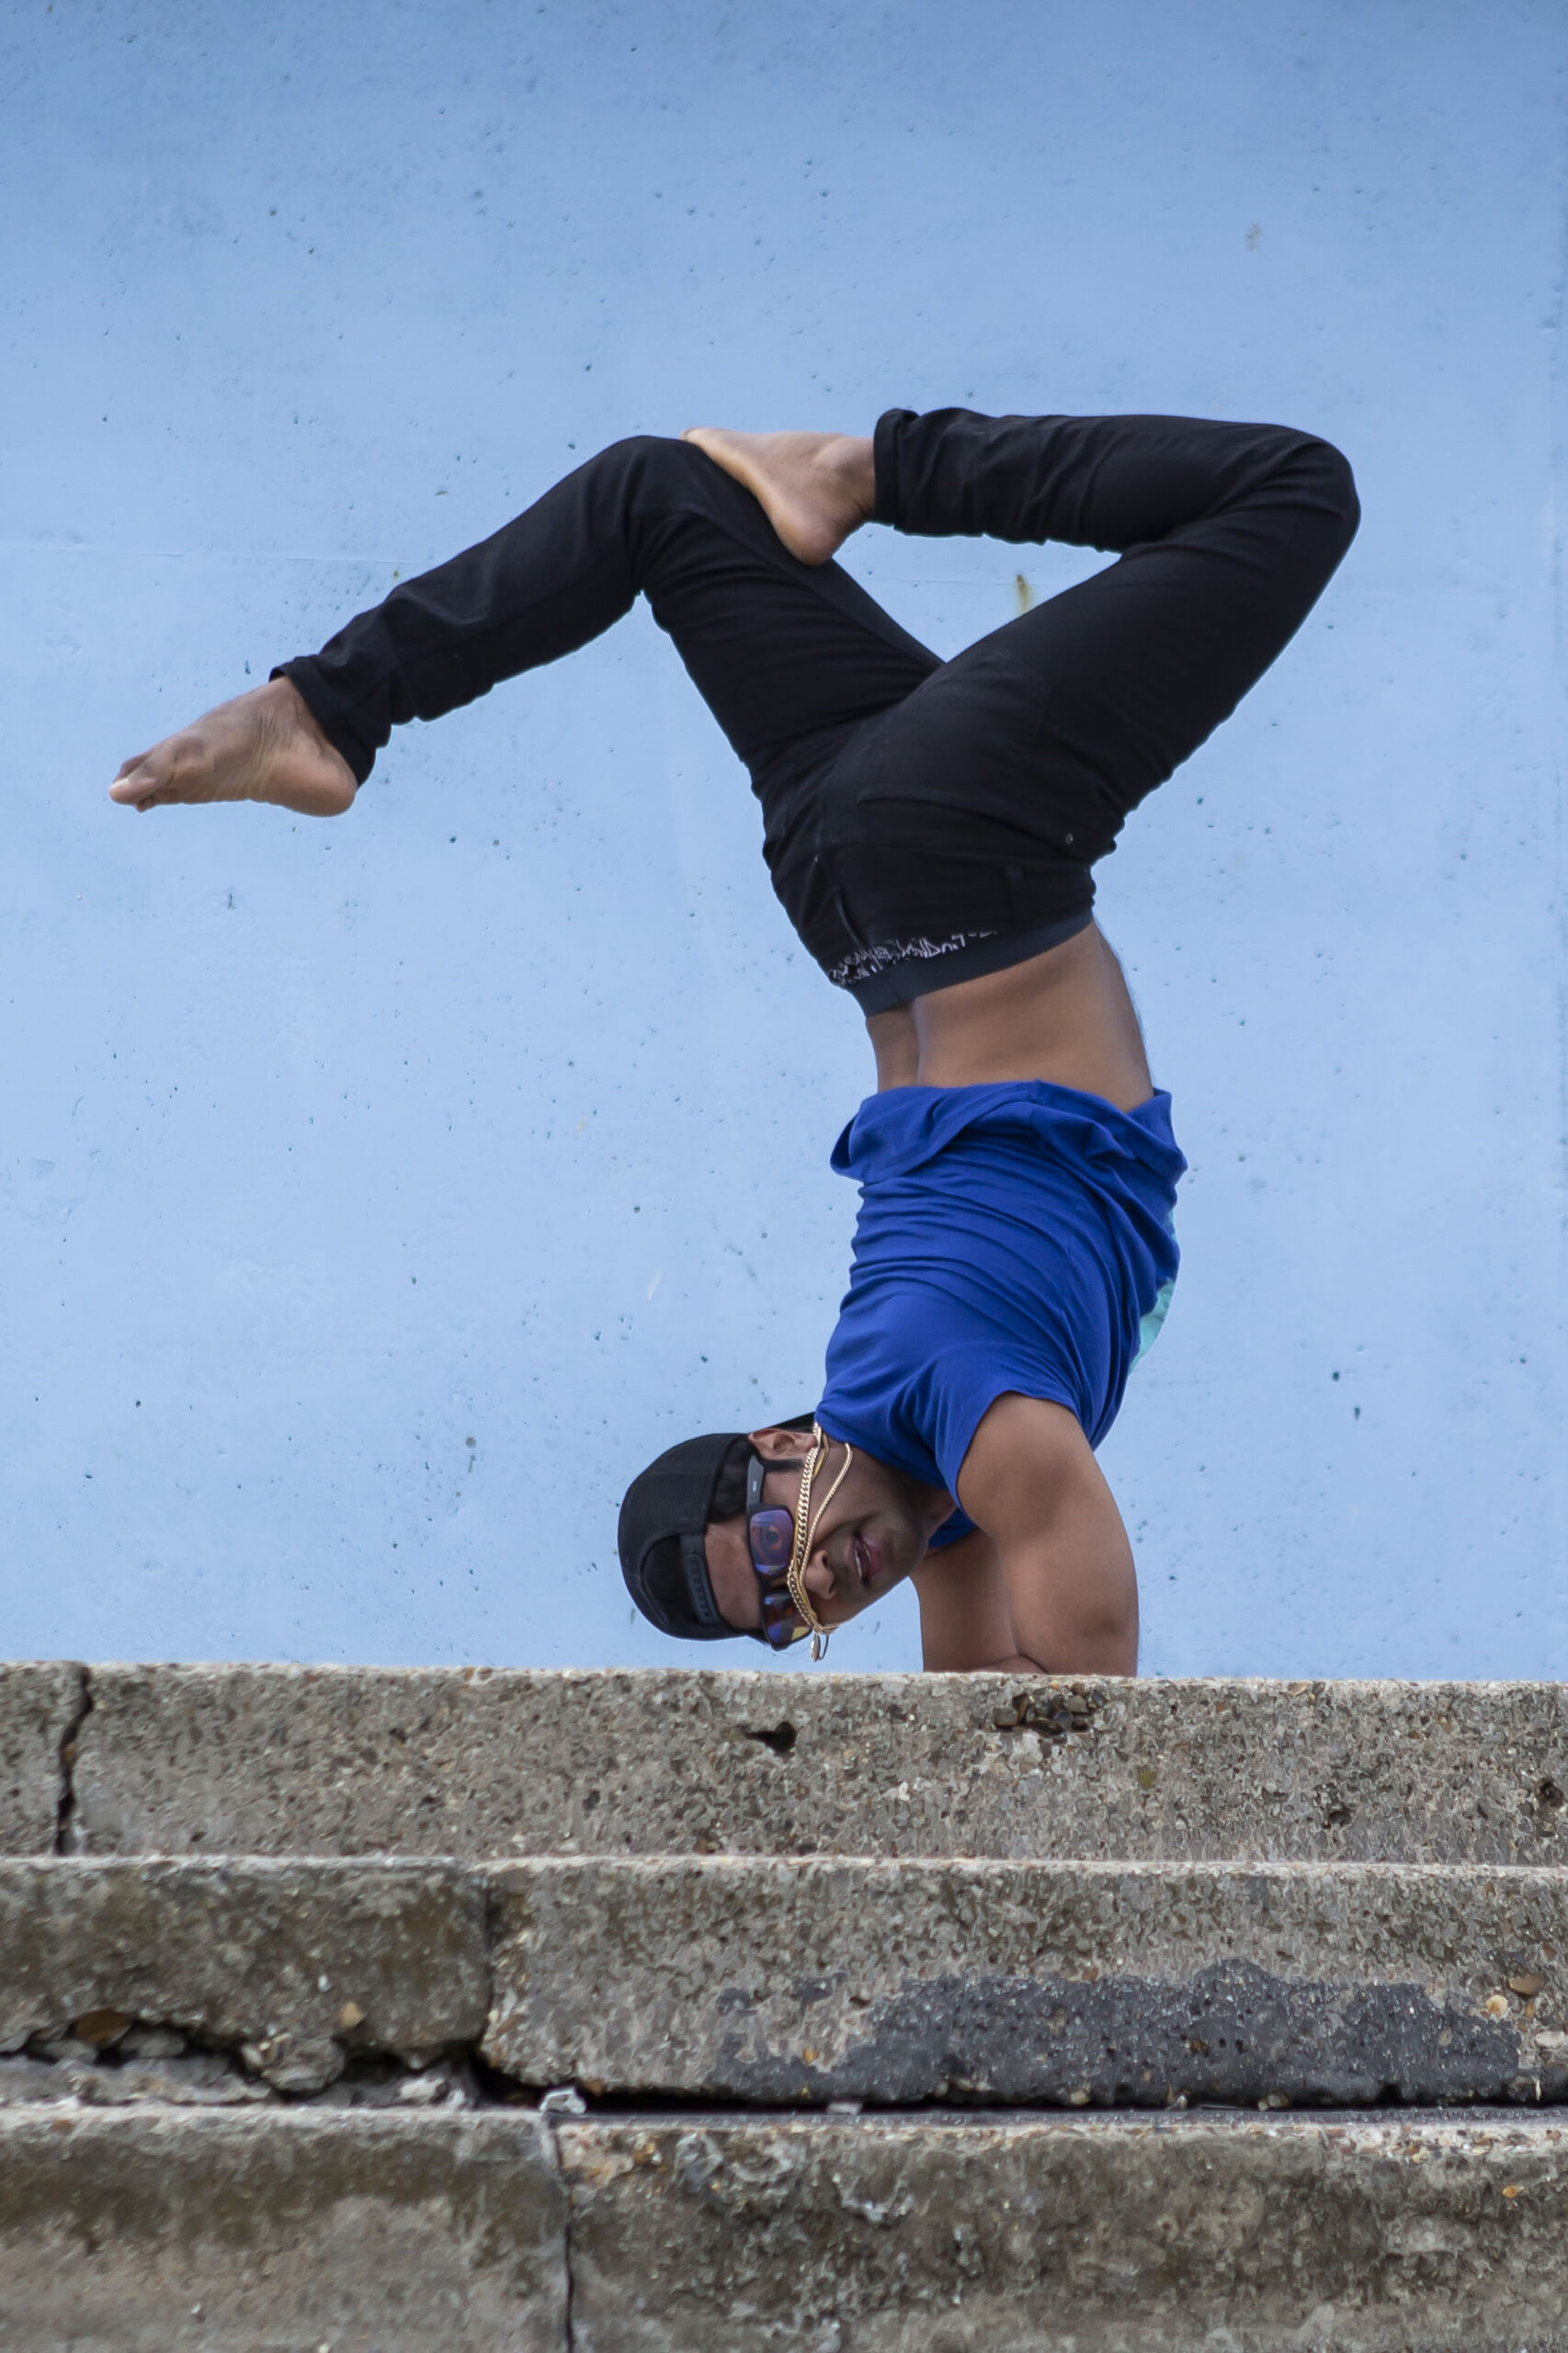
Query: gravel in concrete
559 2108 1568 2352
0 1663 83 1854
0 2108 566 2351
62 1664 1568 1864
3 2105 1565 2349
11 1852 1568 2109
0 2051 274 2106
0 1859 488 2092
486 1855 1568 2105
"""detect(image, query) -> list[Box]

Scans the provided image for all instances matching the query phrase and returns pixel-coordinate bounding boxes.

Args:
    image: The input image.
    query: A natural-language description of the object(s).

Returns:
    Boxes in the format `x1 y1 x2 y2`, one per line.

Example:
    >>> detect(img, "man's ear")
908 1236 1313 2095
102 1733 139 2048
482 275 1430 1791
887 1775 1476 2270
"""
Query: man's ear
747 1425 811 1461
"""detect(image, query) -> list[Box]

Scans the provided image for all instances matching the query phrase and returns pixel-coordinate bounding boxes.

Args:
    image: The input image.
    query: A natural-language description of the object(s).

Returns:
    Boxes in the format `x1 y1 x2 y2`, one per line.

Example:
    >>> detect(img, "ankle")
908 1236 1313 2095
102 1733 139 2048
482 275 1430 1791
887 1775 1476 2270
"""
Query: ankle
823 434 875 517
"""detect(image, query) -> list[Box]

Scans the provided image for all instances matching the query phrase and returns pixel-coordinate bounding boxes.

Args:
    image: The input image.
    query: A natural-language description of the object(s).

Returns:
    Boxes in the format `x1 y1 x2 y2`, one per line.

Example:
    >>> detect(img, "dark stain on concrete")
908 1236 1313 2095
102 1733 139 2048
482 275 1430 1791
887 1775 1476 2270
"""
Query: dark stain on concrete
715 1959 1544 2109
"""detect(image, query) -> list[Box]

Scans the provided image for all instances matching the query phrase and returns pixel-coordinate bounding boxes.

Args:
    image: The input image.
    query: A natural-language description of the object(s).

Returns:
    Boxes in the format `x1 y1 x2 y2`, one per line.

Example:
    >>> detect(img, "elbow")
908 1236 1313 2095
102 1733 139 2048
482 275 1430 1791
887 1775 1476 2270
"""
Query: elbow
1043 1597 1140 1678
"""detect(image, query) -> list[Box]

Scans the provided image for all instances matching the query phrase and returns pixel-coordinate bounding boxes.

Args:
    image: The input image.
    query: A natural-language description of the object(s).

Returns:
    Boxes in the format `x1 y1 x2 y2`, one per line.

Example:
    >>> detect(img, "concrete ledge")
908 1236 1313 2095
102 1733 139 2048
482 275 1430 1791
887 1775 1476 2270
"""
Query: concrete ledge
0 1860 488 2092
0 1664 83 1854
62 1665 1568 1865
487 1857 1568 2104
0 2109 565 2352
10 1855 1568 2106
1 2107 1566 2351
559 2109 1568 2352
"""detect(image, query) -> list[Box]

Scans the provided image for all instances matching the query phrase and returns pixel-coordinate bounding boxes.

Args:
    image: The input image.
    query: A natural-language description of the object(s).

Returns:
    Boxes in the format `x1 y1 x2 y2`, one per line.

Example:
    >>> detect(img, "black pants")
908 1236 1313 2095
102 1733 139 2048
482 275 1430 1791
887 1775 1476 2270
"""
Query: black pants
278 409 1359 1009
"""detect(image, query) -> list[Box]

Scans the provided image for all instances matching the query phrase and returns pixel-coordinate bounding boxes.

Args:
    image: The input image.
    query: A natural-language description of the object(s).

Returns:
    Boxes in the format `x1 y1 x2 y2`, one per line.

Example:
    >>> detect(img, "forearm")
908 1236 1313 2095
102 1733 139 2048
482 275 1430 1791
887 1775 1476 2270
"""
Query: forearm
913 1467 1142 1676
998 1554 1139 1677
953 1397 1141 1677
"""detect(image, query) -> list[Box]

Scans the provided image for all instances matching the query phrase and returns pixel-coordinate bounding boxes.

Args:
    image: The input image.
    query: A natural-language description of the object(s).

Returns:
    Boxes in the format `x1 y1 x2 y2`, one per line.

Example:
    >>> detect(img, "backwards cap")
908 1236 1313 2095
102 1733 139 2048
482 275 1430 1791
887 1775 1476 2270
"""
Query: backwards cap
617 1431 748 1643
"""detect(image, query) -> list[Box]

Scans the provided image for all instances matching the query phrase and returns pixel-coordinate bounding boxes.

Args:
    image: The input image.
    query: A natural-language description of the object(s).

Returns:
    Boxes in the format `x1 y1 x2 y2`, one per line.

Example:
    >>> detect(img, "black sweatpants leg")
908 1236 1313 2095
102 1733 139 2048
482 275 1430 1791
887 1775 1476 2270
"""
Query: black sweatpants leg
867 407 1360 849
798 410 1360 993
276 413 1358 995
275 436 938 787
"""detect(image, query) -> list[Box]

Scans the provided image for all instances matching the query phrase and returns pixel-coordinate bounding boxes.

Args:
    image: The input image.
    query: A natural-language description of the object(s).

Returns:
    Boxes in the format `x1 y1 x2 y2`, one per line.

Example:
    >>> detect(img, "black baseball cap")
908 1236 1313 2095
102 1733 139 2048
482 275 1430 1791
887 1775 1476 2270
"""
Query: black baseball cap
618 1431 752 1643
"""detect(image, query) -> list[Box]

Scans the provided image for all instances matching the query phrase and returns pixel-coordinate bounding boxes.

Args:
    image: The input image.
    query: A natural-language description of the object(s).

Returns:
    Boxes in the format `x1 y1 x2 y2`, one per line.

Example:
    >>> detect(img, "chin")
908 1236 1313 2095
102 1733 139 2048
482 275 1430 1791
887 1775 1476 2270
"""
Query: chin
885 1520 926 1575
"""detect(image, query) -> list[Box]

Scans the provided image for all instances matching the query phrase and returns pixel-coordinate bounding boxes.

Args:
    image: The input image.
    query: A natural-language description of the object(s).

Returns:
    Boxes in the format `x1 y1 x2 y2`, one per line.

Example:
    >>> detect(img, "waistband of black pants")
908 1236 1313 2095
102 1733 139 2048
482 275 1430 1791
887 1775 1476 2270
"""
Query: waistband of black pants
842 912 1095 1013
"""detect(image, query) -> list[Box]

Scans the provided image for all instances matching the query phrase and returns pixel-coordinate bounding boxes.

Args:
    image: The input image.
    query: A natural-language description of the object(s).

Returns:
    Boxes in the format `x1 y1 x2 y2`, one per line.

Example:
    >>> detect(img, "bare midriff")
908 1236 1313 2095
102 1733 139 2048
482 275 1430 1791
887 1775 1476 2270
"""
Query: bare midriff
865 921 1153 1110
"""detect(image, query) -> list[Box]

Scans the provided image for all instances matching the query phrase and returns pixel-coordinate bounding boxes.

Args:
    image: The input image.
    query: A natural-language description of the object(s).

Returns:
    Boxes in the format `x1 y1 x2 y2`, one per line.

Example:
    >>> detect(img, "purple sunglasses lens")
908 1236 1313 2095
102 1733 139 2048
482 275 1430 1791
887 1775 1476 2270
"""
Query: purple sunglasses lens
749 1507 794 1575
759 1588 807 1649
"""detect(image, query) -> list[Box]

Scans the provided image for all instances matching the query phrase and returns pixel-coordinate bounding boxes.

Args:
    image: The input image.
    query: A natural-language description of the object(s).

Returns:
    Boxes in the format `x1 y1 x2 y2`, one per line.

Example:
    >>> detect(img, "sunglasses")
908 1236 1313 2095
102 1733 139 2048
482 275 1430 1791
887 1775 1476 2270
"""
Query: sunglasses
745 1449 813 1650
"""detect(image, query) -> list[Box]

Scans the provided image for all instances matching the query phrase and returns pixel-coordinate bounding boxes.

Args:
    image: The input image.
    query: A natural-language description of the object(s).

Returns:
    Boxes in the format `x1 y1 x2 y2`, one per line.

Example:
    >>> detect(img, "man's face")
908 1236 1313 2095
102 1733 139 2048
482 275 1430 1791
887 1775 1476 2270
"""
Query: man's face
704 1427 950 1637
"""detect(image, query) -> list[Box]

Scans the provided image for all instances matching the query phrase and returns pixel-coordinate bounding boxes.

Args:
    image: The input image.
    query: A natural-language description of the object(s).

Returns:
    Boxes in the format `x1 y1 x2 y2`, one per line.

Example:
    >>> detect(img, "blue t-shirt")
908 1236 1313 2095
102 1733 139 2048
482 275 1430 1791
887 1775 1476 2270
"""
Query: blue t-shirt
815 1082 1185 1546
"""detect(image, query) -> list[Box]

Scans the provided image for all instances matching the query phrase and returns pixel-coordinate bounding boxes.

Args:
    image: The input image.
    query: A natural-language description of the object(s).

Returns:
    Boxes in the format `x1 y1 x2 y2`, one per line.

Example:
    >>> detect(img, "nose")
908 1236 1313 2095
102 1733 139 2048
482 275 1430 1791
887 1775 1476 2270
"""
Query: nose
801 1557 836 1604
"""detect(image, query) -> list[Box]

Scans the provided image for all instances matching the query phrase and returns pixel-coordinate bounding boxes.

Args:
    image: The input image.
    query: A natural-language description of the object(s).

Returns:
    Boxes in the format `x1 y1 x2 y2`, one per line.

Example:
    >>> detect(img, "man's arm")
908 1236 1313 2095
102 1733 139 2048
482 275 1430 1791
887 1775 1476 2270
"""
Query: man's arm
912 1529 1040 1672
918 1393 1139 1676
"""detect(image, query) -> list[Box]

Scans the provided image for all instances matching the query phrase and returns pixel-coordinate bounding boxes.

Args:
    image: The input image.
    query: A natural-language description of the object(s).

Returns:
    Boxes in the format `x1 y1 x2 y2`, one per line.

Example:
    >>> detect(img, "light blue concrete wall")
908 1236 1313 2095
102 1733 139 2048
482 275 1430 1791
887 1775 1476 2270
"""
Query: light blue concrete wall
3 0 1563 1677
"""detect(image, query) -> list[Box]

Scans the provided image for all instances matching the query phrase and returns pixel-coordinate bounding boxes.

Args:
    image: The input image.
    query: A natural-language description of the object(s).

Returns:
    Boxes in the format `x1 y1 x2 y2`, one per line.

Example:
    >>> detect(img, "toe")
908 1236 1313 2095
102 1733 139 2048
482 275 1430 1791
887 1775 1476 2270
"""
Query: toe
109 760 158 806
110 733 204 808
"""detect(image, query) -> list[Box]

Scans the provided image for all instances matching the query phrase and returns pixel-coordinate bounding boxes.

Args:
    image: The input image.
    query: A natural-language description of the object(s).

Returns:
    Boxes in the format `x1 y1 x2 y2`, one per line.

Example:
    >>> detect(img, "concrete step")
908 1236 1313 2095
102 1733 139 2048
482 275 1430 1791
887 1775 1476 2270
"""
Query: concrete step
0 2109 563 2353
37 1661 1568 1864
486 1854 1568 2108
0 1859 486 2095
2 2104 1567 2351
12 1664 1568 2347
8 1855 1568 2107
0 1663 82 1854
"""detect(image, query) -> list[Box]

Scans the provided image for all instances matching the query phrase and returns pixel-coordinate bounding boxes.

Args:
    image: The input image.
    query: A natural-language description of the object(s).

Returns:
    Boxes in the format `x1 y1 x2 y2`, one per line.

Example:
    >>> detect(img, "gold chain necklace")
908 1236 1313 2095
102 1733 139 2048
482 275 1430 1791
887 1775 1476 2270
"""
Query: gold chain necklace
787 1423 854 1662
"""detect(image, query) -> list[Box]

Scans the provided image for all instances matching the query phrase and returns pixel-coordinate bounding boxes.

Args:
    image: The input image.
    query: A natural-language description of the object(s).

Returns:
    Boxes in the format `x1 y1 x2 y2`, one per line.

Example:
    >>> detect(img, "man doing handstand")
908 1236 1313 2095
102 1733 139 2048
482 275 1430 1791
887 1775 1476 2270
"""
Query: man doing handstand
112 406 1358 1677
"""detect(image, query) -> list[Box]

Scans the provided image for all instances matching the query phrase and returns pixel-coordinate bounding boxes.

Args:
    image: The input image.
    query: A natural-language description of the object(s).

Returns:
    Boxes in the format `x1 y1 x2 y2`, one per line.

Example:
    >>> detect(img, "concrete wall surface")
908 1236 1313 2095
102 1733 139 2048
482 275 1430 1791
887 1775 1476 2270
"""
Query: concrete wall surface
3 1 1565 1677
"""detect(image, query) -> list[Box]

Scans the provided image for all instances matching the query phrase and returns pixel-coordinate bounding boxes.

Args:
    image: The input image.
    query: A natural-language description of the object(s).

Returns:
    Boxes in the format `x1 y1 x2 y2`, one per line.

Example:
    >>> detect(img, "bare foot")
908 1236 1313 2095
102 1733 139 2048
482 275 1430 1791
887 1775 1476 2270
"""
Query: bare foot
109 676 357 817
681 428 874 565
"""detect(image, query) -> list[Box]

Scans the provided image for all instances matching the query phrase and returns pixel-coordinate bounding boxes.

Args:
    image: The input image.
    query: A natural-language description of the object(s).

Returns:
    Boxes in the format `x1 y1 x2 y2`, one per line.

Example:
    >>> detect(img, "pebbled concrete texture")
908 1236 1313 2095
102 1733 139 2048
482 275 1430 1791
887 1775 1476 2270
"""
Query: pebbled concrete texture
486 1857 1568 2105
0 2041 483 2109
10 1849 1568 2108
0 2109 566 2352
558 2109 1568 2353
0 1663 84 1855
3 2106 1567 2350
0 1859 488 2093
62 1665 1568 1864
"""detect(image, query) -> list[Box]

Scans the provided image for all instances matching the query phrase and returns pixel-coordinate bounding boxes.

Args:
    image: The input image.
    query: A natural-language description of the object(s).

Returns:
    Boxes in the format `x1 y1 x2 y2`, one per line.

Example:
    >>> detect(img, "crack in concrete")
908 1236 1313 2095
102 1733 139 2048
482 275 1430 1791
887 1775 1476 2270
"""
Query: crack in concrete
562 2144 578 2353
52 1665 91 1857
535 2107 579 2352
3 2029 491 2109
